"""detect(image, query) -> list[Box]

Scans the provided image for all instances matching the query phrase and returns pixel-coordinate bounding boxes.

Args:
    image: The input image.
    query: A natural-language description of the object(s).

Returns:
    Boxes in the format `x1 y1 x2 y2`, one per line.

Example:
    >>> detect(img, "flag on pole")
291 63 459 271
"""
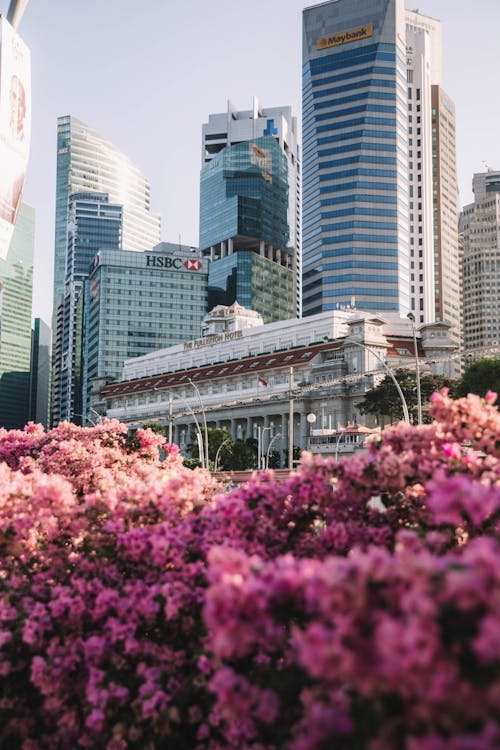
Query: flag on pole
258 375 269 388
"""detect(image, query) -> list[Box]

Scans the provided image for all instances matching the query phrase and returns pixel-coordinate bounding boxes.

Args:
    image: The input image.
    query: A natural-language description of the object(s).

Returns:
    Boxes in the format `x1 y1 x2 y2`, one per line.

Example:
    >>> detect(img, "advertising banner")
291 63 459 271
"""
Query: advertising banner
0 16 31 260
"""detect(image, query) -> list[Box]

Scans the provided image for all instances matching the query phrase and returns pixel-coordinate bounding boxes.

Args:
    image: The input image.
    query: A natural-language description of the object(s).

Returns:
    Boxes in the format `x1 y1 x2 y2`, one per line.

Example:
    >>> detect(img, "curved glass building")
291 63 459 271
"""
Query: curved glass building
54 115 160 307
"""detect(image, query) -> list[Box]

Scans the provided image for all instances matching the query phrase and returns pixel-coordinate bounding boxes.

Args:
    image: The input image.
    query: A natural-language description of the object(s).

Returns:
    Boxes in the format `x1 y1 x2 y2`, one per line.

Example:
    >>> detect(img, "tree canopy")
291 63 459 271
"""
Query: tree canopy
454 357 500 398
358 368 453 424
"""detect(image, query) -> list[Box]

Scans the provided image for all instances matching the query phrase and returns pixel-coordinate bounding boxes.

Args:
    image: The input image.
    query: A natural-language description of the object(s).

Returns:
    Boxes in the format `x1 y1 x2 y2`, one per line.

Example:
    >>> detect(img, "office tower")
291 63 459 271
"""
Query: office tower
302 0 409 316
52 192 123 425
0 203 34 428
83 242 208 419
52 116 160 425
461 170 500 355
430 86 460 338
54 116 160 306
302 1 459 332
29 317 50 427
405 11 459 336
200 99 301 320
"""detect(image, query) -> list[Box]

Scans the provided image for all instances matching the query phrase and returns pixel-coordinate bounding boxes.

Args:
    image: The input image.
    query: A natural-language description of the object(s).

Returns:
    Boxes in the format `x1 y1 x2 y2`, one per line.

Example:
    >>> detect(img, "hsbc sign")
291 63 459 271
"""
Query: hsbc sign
145 255 203 271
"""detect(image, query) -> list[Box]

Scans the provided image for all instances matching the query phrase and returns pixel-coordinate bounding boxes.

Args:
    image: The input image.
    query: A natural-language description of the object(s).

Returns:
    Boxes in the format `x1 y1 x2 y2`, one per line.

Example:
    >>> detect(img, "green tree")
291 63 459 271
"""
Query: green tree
228 439 256 470
358 368 453 425
188 428 234 469
454 357 500 398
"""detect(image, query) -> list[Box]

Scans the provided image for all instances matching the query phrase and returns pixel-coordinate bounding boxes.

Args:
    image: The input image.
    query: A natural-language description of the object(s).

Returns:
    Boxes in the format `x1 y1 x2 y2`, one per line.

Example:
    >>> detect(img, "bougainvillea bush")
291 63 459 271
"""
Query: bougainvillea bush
0 392 499 749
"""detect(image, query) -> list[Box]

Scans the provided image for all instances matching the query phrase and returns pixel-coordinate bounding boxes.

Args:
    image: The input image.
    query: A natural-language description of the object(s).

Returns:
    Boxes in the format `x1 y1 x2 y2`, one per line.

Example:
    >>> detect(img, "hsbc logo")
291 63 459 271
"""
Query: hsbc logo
145 255 203 271
184 258 202 271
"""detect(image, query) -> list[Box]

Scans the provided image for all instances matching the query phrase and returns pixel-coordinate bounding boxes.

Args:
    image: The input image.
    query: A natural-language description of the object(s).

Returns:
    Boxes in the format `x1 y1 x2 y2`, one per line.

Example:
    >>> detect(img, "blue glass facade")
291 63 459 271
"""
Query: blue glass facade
200 136 294 322
302 0 409 316
55 193 122 424
207 252 294 322
200 136 291 250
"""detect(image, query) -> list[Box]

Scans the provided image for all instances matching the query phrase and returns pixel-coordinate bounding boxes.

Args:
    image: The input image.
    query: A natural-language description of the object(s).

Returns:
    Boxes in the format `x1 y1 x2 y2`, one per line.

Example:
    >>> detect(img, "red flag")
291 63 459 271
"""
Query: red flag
258 376 268 387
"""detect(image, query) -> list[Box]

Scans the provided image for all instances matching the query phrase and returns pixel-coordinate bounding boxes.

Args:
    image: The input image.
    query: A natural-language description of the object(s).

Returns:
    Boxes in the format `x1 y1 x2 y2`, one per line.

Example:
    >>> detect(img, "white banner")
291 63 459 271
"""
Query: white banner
0 16 31 259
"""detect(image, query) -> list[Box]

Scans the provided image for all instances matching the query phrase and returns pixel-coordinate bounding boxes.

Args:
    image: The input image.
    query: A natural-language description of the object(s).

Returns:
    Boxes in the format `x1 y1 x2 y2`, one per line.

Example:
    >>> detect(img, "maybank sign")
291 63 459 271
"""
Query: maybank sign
316 24 373 51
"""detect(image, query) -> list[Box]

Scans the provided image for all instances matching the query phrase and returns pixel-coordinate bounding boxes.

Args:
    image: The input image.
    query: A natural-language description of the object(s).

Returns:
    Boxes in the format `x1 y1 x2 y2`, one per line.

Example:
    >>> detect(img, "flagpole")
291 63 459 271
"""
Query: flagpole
288 366 294 471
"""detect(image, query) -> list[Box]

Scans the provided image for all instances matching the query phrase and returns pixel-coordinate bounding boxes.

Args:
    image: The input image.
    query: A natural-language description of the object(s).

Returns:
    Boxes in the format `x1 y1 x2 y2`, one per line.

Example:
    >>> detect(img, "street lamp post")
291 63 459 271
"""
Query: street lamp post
214 438 231 472
407 313 423 425
155 388 205 469
88 406 103 424
188 379 209 469
334 427 345 462
347 340 410 423
258 426 273 469
266 433 281 468
306 412 316 451
72 413 96 427
288 367 294 470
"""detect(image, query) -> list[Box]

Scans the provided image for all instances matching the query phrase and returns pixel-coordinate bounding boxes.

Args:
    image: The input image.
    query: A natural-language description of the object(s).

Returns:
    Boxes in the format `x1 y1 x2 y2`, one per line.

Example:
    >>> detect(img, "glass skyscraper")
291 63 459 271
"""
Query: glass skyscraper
54 116 160 307
302 0 410 316
83 243 208 419
52 116 161 425
0 203 34 428
53 192 122 425
200 135 295 323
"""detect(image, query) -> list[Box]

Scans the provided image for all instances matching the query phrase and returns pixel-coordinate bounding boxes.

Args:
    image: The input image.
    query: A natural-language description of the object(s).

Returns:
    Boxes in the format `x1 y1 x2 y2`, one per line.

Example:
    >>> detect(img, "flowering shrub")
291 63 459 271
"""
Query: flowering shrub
0 393 498 749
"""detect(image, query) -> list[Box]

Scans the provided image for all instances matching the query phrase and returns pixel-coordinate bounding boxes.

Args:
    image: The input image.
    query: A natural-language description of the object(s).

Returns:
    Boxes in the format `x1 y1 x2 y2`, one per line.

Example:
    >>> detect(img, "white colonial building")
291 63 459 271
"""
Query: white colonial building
93 304 457 463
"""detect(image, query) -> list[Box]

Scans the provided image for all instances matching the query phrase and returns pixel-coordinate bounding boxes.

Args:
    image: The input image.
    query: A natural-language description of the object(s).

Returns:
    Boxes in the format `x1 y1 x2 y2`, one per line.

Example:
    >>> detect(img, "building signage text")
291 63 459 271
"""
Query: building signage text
145 255 202 271
184 330 243 350
316 24 373 51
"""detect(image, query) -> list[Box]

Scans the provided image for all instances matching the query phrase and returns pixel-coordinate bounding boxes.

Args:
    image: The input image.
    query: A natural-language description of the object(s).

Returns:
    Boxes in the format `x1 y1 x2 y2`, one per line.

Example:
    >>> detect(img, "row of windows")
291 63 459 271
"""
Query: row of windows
323 273 397 284
311 78 396 104
323 260 398 271
303 206 397 230
323 286 399 297
308 45 396 76
311 89 396 114
303 129 396 156
318 233 398 246
314 116 396 137
304 102 396 125
303 182 398 210
303 247 399 271
318 167 397 182
317 154 396 170
303 193 398 220
305 64 395 92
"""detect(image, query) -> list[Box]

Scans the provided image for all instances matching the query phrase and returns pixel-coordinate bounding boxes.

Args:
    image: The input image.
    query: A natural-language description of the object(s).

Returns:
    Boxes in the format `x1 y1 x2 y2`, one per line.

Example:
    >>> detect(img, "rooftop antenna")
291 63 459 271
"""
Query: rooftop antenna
483 161 493 173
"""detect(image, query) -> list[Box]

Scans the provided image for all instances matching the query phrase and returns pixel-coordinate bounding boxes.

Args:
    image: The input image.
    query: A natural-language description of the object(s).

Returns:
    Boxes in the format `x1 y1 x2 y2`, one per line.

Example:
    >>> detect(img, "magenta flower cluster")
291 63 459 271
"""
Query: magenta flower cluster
0 391 499 749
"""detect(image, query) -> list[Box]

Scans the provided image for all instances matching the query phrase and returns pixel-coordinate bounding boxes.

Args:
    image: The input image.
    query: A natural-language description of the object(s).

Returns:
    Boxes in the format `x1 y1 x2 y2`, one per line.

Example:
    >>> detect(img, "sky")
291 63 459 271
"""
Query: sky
4 0 500 324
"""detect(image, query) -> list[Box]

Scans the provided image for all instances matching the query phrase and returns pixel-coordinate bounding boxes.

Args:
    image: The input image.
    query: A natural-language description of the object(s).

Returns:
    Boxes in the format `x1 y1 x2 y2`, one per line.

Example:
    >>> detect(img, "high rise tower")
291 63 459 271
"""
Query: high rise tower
52 192 122 425
461 171 500 356
53 116 160 308
405 10 459 336
301 1 459 335
200 99 301 320
0 203 34 428
302 0 409 316
51 116 161 425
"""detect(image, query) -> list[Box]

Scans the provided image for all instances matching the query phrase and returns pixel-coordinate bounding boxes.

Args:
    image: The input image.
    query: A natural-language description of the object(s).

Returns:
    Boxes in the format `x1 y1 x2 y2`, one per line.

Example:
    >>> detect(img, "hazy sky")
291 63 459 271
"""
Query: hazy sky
4 0 500 324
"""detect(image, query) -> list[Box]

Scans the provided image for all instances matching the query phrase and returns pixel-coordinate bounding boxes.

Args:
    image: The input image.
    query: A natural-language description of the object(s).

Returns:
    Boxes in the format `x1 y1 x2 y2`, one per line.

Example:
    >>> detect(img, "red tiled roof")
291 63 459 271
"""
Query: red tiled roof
101 341 343 398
